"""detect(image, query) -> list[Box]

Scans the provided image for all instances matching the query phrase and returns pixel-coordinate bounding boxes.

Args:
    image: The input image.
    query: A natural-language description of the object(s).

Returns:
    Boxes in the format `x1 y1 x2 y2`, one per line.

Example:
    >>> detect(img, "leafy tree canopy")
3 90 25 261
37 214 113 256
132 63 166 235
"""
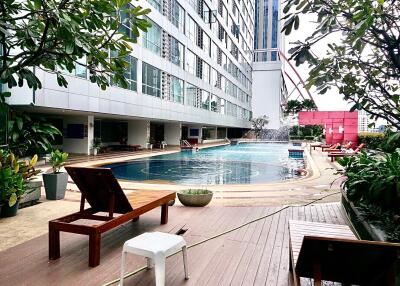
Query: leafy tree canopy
251 115 269 138
282 0 400 129
284 99 317 115
0 0 151 103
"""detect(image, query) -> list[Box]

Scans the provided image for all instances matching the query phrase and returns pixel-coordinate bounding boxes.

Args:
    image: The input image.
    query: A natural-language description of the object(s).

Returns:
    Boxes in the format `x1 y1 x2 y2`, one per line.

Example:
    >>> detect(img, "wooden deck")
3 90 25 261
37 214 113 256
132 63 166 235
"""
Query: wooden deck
0 202 352 286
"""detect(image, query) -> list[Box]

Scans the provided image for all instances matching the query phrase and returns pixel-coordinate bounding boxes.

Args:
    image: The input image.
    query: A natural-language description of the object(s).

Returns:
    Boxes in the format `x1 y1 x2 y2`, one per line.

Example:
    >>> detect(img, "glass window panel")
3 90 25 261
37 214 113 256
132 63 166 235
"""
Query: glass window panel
142 62 161 97
143 18 162 55
186 50 196 76
171 76 184 104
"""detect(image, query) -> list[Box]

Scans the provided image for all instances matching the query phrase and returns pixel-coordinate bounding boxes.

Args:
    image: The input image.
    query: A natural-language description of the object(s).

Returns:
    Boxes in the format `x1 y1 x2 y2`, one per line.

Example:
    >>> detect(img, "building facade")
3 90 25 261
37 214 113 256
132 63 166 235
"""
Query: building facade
251 0 285 129
7 0 254 154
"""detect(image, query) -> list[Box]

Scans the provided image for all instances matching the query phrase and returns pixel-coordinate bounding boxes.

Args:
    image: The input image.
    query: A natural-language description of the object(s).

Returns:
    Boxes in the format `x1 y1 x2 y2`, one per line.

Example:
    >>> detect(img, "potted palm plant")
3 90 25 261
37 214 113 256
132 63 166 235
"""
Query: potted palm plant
42 150 69 200
177 189 213 207
0 149 39 217
92 138 102 155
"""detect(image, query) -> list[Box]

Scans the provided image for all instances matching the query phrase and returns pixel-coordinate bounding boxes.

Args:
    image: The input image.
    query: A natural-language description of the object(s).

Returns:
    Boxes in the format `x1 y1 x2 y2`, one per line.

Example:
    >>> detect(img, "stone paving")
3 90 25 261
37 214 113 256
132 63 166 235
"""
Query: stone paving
0 144 343 252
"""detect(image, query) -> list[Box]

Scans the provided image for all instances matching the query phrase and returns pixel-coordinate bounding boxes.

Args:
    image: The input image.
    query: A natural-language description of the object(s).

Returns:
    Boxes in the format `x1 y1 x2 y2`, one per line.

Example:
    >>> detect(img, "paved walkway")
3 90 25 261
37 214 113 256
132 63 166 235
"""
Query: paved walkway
0 144 343 252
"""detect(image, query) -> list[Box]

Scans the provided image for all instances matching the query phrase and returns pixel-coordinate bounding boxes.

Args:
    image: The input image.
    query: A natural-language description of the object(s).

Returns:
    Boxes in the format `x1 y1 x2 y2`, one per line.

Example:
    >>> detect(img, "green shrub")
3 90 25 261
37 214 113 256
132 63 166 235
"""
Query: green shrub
49 150 69 173
338 150 400 212
358 131 400 152
304 136 315 140
289 135 304 140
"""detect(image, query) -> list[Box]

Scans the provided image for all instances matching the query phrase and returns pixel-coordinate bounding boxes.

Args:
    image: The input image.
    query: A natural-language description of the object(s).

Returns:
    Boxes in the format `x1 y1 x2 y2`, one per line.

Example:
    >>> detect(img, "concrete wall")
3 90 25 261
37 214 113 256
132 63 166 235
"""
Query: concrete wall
252 61 283 129
164 122 181 145
127 120 149 147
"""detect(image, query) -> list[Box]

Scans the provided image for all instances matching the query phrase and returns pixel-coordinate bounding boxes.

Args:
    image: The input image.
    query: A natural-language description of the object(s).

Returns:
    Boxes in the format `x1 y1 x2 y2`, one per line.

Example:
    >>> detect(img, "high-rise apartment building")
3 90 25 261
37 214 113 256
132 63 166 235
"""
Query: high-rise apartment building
252 0 286 129
6 0 254 154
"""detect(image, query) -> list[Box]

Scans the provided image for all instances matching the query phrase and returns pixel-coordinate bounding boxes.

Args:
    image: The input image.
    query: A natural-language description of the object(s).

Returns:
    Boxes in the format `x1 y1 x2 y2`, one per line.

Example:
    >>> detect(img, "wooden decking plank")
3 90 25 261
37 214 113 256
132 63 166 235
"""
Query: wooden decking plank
229 207 275 286
0 203 353 286
252 209 282 285
231 207 277 286
265 208 290 286
276 207 292 286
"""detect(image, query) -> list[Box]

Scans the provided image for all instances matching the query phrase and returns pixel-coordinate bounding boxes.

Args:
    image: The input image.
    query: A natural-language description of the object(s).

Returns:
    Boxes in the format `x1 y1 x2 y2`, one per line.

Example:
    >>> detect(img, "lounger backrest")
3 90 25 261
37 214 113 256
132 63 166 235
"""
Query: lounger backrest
354 143 366 153
296 236 400 285
65 166 133 213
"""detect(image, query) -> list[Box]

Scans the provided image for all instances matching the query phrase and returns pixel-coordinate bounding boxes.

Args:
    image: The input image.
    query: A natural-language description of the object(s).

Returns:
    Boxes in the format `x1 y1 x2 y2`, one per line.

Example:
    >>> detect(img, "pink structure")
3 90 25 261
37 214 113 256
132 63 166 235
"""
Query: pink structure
298 111 358 146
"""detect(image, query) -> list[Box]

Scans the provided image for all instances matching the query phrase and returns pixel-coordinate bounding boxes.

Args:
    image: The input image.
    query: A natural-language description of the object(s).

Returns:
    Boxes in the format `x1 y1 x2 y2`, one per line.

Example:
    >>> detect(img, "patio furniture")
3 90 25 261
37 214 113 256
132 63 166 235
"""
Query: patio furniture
327 143 365 162
289 220 400 286
322 143 340 152
48 167 176 267
119 232 189 286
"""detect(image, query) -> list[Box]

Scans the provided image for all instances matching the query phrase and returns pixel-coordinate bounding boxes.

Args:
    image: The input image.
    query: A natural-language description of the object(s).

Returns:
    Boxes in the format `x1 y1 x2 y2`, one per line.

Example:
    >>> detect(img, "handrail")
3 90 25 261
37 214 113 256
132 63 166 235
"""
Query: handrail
180 140 191 147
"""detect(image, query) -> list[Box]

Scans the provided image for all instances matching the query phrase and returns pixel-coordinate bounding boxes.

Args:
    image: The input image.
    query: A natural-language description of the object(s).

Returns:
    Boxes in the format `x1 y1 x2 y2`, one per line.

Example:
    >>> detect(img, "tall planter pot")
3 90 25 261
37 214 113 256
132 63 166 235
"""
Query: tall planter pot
1 201 20 218
43 172 68 200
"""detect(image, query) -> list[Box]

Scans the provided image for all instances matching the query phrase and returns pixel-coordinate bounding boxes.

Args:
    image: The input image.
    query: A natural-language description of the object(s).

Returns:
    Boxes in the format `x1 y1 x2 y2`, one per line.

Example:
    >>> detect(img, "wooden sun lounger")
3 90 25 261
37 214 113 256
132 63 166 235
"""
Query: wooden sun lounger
48 167 176 267
327 143 365 162
289 220 400 286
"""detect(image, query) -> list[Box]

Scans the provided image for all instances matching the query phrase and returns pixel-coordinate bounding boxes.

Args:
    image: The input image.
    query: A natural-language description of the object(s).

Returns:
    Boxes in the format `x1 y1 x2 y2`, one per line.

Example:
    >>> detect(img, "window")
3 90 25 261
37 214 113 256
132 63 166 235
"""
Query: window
170 36 184 69
171 76 184 104
210 94 219 112
119 4 138 42
201 91 210 110
62 56 87 79
147 0 161 11
202 62 210 84
142 63 161 97
114 55 137 91
75 57 87 78
171 0 185 33
186 49 196 75
187 16 197 45
220 98 225 114
211 68 218 88
211 41 218 61
203 33 211 56
143 18 162 55
186 83 200 108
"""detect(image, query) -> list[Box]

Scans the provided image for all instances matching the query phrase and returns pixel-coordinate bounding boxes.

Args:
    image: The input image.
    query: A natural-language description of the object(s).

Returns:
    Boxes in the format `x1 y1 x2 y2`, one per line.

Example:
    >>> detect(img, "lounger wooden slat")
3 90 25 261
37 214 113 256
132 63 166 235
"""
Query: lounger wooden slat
289 220 400 286
48 167 175 267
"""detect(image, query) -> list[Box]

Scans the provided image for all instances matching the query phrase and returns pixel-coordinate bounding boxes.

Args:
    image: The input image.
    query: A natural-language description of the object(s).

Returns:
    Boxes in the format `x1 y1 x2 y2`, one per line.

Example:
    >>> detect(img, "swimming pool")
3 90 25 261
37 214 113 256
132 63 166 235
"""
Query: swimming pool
104 143 305 185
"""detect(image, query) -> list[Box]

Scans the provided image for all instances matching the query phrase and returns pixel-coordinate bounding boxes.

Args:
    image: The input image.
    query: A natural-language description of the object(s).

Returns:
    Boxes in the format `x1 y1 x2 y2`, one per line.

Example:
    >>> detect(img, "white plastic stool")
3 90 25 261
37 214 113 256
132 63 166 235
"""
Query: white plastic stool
119 232 189 286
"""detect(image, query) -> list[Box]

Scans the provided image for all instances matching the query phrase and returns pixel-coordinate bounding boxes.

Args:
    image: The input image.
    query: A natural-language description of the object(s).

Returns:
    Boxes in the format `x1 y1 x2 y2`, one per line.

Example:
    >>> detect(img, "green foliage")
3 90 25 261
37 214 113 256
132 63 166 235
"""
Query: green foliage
283 0 400 129
284 99 317 115
0 149 39 207
8 112 61 157
289 125 323 139
92 138 102 149
49 150 69 173
251 115 269 138
180 189 212 195
0 0 151 103
358 131 400 152
338 150 400 212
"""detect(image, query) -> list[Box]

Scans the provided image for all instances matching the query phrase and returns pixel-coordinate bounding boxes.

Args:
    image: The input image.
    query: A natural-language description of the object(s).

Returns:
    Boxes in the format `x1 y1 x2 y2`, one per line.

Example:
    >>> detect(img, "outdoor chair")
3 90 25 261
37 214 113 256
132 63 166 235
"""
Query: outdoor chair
48 166 176 267
289 220 400 286
322 143 340 152
327 143 365 162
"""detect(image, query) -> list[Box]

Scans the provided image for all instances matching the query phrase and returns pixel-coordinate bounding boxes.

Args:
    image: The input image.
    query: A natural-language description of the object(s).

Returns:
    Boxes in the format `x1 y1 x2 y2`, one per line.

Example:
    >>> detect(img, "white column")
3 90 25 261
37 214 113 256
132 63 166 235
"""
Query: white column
87 115 94 155
164 122 181 145
128 120 149 147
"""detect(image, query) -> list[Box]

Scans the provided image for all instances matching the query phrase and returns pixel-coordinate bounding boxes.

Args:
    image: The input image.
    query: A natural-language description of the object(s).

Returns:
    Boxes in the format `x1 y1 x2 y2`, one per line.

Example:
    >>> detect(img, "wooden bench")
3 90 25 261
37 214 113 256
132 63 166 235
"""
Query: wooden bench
289 220 400 286
49 167 176 267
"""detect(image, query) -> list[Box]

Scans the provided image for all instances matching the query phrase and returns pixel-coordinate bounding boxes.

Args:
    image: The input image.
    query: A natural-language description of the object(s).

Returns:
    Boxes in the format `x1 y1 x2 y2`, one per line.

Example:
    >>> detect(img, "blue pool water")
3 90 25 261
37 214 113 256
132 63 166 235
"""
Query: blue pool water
104 143 305 185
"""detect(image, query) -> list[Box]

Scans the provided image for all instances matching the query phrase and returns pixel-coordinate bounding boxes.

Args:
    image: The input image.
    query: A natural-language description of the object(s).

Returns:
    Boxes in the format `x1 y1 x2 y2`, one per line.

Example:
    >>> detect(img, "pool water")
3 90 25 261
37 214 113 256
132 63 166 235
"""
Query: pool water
104 143 305 185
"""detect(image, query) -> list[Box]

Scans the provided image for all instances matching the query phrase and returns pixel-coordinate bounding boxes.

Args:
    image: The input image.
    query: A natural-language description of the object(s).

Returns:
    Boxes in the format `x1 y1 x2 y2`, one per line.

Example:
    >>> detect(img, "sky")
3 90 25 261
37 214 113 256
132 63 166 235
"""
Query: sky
283 13 352 111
